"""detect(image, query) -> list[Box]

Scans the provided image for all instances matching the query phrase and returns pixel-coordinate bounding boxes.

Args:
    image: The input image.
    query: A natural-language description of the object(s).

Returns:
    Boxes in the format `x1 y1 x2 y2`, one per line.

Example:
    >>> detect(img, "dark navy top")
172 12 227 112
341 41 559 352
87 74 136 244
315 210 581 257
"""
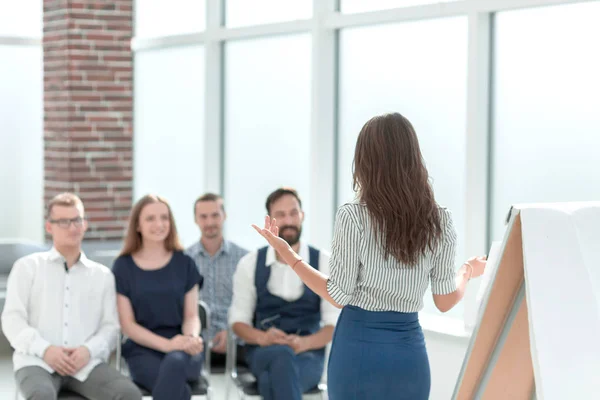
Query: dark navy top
112 251 203 342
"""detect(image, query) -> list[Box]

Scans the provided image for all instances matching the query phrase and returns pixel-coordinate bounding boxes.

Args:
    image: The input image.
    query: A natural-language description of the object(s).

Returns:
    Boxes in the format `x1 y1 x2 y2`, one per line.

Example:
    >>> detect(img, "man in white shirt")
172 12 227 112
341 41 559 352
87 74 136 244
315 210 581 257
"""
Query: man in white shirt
1 193 141 400
229 188 339 400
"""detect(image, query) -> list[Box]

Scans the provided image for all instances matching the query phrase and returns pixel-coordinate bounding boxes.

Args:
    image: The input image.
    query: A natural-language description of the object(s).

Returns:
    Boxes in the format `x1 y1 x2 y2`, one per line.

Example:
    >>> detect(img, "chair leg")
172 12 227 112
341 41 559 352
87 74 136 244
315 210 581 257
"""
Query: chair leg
235 387 245 400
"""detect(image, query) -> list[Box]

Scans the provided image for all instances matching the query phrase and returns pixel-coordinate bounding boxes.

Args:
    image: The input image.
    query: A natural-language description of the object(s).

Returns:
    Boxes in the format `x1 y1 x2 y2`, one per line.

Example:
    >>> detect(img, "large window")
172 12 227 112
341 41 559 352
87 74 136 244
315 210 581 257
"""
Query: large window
225 0 312 27
341 0 459 14
127 0 600 335
133 45 205 246
5 0 598 347
338 17 468 318
224 34 312 251
490 2 600 242
0 0 43 242
135 0 206 38
0 0 41 37
0 45 43 241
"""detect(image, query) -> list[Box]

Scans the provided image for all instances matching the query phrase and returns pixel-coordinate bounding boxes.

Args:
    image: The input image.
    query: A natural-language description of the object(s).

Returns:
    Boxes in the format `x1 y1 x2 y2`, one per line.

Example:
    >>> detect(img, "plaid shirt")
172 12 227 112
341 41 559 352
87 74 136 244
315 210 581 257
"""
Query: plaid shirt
186 239 248 341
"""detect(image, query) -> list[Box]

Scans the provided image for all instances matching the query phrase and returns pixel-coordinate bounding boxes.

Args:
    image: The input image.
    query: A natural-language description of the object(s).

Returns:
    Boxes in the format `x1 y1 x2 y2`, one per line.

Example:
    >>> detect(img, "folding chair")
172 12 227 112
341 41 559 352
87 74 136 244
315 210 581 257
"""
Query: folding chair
0 239 48 292
224 328 327 400
117 300 213 399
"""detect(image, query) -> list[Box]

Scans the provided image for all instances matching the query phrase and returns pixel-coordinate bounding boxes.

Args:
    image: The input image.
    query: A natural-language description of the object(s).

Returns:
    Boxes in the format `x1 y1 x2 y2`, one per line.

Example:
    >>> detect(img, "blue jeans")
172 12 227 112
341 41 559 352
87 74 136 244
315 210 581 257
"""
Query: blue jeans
246 344 324 400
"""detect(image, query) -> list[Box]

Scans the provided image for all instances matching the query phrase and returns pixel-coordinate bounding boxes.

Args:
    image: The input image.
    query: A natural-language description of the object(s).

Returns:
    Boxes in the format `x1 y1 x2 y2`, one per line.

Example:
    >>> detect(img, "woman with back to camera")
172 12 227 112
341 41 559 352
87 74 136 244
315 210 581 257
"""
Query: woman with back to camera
253 112 487 399
112 194 204 400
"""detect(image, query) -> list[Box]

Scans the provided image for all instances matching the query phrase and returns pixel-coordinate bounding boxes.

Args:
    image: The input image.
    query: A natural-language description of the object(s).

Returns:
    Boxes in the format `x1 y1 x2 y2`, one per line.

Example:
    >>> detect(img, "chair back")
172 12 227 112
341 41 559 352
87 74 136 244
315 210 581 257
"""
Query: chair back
0 239 48 275
198 300 210 334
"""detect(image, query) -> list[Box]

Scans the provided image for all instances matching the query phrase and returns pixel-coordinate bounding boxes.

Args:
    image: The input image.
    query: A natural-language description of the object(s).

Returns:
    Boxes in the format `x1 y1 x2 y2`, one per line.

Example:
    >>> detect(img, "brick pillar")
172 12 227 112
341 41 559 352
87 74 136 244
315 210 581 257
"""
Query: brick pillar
43 0 133 240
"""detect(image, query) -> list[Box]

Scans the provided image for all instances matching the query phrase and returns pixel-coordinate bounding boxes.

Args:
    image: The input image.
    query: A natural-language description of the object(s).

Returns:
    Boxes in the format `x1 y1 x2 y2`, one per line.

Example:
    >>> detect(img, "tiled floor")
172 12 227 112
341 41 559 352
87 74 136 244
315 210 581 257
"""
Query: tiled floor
0 355 15 399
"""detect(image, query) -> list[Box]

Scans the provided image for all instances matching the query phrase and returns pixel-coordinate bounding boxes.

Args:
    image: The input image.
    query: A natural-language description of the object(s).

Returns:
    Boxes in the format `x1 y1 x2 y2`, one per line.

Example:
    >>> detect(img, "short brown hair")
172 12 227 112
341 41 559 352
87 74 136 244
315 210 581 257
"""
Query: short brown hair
265 188 302 215
193 193 225 215
46 193 84 218
120 194 184 256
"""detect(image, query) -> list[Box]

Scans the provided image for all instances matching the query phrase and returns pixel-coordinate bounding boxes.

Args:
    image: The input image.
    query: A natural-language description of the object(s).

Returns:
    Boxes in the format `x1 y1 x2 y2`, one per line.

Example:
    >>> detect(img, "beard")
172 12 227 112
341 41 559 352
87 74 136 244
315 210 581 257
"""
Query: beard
278 225 302 246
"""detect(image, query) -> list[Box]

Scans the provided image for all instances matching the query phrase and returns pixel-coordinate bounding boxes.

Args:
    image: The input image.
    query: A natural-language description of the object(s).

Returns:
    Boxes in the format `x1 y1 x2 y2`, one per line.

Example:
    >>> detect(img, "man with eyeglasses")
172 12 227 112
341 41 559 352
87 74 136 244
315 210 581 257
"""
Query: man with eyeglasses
229 188 340 400
1 192 142 399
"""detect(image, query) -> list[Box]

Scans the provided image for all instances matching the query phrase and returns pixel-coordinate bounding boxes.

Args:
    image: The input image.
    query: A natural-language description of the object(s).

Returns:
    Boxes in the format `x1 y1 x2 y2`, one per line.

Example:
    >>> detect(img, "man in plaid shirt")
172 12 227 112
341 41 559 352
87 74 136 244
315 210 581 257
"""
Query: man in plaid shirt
186 193 248 367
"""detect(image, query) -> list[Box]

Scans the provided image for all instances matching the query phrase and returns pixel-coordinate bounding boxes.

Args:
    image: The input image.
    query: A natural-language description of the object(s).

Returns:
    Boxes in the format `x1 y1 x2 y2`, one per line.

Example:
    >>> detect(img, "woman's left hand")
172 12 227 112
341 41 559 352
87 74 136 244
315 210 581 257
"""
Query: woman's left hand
466 256 487 278
252 216 294 259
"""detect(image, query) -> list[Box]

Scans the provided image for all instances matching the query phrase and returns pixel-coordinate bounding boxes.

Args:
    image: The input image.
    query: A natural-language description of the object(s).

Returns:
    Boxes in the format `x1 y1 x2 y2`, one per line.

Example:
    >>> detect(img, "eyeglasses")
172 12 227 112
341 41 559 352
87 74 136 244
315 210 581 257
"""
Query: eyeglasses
48 217 85 229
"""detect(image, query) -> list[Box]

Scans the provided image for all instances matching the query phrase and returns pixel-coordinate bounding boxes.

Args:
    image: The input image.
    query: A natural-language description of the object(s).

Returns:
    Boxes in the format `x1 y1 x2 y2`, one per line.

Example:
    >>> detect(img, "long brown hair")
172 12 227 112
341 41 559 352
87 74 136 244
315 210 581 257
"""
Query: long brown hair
120 194 184 256
352 112 442 266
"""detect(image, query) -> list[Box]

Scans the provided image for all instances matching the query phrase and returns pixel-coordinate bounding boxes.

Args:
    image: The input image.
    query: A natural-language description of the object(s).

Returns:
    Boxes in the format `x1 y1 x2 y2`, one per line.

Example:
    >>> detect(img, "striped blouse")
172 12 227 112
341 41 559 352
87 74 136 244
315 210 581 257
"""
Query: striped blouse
326 202 458 312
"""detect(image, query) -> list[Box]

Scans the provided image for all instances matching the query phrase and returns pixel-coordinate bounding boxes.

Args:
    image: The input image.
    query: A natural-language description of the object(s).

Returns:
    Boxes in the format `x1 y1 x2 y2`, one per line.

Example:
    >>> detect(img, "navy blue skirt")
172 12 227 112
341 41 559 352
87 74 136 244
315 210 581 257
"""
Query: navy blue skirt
327 306 430 400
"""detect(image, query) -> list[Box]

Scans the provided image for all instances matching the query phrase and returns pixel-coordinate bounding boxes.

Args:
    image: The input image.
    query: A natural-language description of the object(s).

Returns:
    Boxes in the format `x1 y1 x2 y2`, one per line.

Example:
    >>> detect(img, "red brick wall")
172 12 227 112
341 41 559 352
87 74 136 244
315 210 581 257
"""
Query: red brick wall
43 0 133 240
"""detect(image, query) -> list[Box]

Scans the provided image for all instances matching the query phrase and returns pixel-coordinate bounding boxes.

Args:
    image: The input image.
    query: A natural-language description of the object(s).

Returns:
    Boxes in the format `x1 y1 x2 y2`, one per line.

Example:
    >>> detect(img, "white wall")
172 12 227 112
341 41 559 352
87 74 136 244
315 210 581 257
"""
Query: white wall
425 331 470 400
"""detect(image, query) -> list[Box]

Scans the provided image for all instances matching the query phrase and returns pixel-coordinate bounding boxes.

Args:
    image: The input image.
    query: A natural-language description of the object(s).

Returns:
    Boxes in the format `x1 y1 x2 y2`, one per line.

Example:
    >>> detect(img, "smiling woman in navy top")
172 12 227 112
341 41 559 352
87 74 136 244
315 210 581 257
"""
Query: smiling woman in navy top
112 194 204 400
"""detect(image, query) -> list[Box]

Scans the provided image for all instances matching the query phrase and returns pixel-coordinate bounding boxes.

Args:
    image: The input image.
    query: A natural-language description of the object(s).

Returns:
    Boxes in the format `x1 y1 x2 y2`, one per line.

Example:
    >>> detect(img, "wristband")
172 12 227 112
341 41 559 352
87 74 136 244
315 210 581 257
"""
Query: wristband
291 258 303 270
